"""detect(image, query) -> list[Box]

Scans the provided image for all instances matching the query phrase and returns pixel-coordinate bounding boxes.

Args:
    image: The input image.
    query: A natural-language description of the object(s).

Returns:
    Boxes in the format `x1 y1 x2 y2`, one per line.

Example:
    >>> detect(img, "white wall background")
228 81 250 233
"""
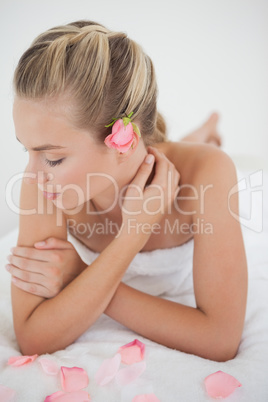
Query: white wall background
1 0 267 238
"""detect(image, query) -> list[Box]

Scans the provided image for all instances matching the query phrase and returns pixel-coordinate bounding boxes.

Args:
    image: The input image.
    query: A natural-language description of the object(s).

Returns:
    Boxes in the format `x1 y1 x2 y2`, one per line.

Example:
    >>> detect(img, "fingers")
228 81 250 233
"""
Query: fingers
8 247 50 265
6 238 78 299
6 253 47 273
129 147 180 198
8 261 62 298
8 264 44 283
34 237 73 250
9 238 73 263
7 259 55 297
11 277 52 298
147 146 169 188
147 146 180 194
7 248 68 276
129 152 155 190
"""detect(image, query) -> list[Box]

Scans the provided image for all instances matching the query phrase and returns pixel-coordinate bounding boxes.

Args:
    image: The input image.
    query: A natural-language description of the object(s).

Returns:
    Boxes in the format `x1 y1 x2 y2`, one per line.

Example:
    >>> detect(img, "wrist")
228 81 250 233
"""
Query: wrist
114 222 150 252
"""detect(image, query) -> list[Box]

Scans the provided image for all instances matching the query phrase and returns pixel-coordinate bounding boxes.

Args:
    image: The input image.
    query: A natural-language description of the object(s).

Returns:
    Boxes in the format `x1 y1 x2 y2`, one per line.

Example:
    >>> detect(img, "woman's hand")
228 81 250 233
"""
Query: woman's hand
6 238 88 298
119 146 180 243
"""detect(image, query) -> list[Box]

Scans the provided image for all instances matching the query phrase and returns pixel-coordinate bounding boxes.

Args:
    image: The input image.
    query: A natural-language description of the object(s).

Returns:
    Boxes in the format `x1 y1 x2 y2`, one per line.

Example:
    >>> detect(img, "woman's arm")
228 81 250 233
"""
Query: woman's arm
11 148 179 355
18 232 145 355
12 191 144 356
105 148 248 362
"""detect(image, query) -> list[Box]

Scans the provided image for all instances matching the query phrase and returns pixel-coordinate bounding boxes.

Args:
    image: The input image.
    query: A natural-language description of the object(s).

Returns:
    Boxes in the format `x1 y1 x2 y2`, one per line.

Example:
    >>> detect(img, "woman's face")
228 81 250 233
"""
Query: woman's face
12 97 121 212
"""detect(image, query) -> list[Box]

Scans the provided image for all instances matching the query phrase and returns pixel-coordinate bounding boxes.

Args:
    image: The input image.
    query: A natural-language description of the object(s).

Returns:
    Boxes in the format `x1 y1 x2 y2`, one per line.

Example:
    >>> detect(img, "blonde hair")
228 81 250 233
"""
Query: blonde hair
13 20 168 145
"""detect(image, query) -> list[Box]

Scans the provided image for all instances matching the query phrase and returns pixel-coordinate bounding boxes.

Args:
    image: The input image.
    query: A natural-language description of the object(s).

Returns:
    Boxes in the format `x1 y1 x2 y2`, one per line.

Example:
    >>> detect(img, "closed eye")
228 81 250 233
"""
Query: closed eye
44 159 64 167
22 147 64 167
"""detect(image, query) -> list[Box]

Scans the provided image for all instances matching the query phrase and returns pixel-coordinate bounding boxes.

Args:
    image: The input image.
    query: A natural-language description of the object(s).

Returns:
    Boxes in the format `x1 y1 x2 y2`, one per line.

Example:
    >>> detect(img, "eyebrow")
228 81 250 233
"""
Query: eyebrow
16 137 66 151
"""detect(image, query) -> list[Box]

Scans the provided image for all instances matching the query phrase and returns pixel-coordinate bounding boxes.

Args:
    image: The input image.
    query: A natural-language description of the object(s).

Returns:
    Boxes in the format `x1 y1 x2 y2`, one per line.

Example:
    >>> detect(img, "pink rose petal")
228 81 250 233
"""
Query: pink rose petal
44 390 90 401
7 354 38 366
116 361 146 387
132 394 160 402
95 353 121 386
118 339 145 365
204 370 242 398
39 358 59 375
60 366 89 392
0 385 16 402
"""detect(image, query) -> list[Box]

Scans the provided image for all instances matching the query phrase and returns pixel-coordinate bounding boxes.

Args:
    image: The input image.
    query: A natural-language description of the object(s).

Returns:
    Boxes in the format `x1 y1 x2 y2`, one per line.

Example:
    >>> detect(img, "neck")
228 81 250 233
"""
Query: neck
90 142 152 220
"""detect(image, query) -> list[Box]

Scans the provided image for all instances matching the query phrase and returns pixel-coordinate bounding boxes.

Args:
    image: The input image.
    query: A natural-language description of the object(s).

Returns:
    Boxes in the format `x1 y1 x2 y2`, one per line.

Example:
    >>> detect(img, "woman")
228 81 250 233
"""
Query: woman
7 20 247 361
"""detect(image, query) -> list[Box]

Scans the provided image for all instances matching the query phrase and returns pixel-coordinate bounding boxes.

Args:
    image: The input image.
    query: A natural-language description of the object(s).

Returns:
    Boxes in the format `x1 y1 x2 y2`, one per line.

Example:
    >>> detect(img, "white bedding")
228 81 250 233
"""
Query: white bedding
0 168 267 401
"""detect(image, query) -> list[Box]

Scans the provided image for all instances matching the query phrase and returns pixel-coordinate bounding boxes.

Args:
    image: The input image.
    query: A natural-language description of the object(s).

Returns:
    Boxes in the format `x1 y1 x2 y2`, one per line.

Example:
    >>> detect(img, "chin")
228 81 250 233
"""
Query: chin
52 194 85 212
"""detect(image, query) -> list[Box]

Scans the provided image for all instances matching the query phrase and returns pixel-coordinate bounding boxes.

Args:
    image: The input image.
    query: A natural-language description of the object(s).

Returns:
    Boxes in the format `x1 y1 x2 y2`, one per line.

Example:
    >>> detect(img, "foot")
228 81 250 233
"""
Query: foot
180 112 222 147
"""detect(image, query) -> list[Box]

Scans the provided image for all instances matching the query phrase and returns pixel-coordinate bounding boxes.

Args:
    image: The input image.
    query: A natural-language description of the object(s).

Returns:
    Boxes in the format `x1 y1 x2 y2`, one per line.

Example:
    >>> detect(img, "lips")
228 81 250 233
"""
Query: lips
38 184 60 200
43 191 60 200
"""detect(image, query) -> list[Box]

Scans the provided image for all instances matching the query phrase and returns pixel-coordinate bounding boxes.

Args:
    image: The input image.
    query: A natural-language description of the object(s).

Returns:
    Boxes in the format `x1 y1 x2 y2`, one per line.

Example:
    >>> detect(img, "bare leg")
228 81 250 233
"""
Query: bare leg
180 112 222 147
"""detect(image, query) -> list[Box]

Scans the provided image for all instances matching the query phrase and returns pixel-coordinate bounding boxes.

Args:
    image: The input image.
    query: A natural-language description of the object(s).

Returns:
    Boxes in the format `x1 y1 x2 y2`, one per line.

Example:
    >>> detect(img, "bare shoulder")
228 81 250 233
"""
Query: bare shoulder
154 141 237 190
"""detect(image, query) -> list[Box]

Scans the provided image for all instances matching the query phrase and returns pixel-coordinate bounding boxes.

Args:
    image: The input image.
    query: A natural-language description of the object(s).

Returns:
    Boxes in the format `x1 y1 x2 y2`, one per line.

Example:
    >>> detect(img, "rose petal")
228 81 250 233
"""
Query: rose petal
0 385 16 402
204 370 242 398
45 390 90 401
39 358 59 375
116 361 146 387
132 394 160 402
60 366 89 392
7 354 38 366
95 353 121 386
118 339 145 365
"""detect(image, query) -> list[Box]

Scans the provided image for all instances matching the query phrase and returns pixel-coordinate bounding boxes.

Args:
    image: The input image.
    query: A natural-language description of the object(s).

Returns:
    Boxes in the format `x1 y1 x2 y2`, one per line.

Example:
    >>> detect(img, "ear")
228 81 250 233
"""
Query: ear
117 131 141 164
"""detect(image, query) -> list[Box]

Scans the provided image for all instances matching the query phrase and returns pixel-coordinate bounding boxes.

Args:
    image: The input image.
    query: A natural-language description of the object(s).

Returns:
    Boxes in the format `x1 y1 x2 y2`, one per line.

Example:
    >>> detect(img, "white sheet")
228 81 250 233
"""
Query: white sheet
0 168 267 401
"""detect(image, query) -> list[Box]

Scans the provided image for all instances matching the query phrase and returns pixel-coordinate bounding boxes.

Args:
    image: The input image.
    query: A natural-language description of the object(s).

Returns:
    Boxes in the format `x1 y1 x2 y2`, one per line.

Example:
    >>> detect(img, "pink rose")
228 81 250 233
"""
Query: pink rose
104 119 136 153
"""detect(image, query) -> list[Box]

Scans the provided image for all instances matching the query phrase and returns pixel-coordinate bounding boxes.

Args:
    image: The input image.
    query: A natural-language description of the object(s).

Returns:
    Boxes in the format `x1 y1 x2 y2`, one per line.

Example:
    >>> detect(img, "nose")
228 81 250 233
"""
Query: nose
23 165 53 185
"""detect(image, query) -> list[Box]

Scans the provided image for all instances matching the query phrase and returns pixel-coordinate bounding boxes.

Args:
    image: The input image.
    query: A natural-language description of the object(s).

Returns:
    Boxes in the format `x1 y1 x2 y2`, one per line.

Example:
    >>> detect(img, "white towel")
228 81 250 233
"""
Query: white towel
67 233 195 303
